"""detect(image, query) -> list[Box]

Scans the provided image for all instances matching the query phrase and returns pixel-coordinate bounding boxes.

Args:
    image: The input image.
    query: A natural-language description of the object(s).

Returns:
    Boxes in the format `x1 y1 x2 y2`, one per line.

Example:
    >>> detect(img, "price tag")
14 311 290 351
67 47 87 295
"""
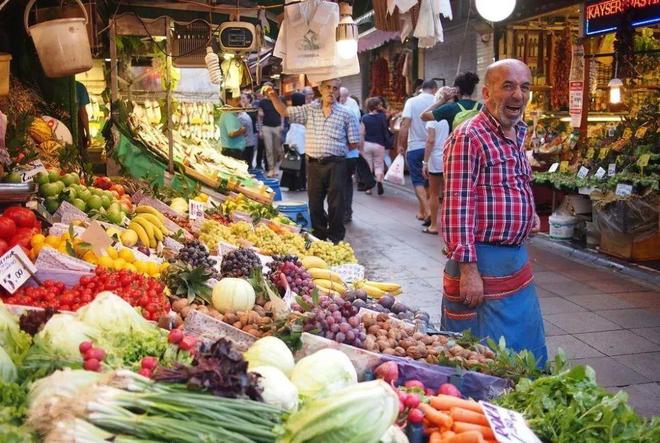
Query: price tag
577 166 589 178
81 221 113 256
637 154 650 168
599 148 610 160
548 162 559 173
586 147 595 160
635 125 649 139
480 401 542 443
559 161 569 173
615 183 633 197
18 160 47 183
0 246 38 294
188 200 206 221
595 167 606 179
608 163 617 176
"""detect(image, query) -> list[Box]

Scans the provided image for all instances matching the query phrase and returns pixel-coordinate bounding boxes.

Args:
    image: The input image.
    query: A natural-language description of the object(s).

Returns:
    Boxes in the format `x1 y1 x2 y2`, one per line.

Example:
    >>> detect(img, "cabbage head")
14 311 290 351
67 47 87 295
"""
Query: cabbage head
290 348 357 400
0 301 31 364
76 291 152 333
33 314 98 361
243 336 295 377
0 345 17 383
249 365 299 411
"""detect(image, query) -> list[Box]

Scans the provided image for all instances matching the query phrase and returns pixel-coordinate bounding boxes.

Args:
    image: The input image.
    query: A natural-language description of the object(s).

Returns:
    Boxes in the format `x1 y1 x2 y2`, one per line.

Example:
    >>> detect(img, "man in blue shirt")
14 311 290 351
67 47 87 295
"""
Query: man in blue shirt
266 79 360 242
218 95 246 160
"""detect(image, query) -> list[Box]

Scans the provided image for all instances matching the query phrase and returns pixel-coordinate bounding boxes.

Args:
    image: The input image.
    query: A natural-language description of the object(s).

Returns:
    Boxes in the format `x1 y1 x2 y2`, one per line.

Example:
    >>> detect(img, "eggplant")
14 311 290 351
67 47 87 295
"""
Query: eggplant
378 295 396 309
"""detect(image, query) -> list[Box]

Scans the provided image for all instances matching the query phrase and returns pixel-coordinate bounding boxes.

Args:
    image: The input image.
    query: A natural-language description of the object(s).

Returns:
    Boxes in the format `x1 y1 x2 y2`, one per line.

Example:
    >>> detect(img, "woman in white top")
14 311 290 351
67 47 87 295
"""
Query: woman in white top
421 87 452 235
280 92 307 191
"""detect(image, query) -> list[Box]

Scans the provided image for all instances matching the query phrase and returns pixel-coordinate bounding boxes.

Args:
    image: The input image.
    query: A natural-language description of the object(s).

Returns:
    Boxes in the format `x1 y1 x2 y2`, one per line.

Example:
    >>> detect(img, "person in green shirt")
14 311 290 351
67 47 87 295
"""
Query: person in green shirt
218 95 246 160
420 72 481 131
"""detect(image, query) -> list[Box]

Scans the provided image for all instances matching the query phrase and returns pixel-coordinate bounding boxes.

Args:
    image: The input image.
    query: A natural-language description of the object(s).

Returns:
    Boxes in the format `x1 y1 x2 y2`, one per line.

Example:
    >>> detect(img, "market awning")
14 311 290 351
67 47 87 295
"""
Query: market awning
358 28 400 53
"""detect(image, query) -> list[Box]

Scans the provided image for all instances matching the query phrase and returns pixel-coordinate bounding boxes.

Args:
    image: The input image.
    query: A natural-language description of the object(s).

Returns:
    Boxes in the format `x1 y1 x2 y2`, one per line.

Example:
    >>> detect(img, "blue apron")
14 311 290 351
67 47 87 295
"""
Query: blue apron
441 243 548 367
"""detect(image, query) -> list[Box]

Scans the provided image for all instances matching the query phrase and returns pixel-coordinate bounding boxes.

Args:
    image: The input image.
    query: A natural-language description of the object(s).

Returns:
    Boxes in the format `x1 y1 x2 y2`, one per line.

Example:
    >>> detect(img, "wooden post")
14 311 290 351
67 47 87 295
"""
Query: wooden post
579 38 591 140
166 17 174 176
110 19 119 104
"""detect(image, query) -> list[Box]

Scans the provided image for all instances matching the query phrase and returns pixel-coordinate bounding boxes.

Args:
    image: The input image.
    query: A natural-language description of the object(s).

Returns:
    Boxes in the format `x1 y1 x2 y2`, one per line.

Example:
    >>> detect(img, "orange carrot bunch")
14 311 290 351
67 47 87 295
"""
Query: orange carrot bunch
421 394 497 443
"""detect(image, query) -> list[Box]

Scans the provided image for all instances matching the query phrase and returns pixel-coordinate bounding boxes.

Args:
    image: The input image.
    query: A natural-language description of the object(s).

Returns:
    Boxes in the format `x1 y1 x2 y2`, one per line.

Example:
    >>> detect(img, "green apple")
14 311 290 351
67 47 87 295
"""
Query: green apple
87 195 103 210
107 207 123 225
39 182 61 198
101 195 111 209
77 189 92 202
64 188 77 203
48 171 60 182
70 172 80 184
5 172 22 183
53 181 65 194
34 171 50 185
61 173 77 186
44 196 61 213
72 198 87 212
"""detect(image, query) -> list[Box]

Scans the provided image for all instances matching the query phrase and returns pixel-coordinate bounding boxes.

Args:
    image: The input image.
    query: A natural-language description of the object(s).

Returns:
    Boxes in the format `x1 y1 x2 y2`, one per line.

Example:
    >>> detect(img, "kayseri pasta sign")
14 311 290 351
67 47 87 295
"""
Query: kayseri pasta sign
584 0 660 36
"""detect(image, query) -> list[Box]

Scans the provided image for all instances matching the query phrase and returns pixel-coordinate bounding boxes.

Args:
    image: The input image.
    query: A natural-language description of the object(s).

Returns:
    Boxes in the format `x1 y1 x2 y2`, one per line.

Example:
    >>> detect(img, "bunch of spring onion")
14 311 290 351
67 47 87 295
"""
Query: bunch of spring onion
29 370 284 443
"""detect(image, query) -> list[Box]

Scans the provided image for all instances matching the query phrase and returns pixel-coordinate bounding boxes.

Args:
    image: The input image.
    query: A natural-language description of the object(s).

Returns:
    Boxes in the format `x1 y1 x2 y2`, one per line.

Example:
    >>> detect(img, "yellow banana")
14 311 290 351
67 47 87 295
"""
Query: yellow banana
132 217 157 248
135 205 165 221
361 284 387 299
135 213 168 234
128 222 150 247
315 287 341 297
363 280 402 293
314 279 345 292
151 224 164 242
308 268 344 284
301 256 328 269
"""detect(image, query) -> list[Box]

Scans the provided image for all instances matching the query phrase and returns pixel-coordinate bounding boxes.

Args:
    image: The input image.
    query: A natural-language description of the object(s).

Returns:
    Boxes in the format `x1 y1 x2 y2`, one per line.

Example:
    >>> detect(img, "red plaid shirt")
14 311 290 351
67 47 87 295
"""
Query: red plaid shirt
441 109 536 263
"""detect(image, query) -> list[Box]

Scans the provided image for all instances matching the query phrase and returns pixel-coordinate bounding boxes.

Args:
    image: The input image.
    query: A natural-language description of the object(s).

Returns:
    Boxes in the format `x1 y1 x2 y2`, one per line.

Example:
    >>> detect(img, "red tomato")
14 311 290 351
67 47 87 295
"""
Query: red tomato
2 207 37 229
0 239 9 256
110 184 125 196
0 216 17 240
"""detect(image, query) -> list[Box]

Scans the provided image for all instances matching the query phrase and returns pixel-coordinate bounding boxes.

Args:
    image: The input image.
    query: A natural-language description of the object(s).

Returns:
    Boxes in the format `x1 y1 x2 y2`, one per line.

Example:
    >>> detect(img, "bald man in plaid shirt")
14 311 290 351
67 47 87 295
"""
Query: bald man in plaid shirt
441 59 547 366
266 79 360 243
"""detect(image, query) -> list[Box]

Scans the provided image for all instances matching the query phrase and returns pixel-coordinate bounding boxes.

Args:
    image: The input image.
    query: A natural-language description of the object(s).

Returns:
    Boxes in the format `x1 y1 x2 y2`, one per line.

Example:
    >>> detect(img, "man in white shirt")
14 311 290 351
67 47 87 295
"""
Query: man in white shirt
398 80 437 223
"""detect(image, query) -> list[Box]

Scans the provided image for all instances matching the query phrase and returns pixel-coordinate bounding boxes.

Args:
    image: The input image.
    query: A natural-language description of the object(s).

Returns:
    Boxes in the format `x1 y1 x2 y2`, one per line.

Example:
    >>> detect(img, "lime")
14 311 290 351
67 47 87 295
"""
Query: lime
34 172 50 185
44 196 61 213
72 198 87 212
87 195 103 210
39 182 61 198
61 173 77 186
48 171 60 182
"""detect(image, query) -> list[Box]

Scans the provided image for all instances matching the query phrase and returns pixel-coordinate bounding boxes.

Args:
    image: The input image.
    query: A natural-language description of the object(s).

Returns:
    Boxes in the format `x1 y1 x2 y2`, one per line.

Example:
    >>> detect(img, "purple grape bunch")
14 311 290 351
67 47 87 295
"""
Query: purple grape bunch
267 256 315 296
303 295 367 348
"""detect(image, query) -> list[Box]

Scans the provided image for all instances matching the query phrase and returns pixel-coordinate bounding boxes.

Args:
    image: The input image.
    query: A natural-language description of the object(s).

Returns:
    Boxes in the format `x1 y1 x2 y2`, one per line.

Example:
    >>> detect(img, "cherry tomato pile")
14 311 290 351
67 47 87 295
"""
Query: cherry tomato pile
2 267 170 321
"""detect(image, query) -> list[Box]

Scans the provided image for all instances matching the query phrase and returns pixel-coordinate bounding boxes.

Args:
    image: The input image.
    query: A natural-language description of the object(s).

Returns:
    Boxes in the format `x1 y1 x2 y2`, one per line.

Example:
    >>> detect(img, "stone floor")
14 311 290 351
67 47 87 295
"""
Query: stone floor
286 183 660 417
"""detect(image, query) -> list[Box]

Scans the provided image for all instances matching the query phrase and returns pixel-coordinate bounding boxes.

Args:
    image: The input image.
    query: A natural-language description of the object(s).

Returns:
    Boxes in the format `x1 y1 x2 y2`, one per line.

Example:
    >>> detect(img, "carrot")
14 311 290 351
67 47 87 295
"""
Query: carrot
449 407 489 426
419 403 453 429
424 426 441 435
441 430 456 440
429 395 484 413
446 430 484 443
452 422 495 440
429 430 443 443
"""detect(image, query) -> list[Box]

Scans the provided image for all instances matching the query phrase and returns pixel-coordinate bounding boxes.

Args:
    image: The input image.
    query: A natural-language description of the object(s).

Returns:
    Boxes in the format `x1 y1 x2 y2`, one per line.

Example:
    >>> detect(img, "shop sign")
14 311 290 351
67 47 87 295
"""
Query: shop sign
0 246 37 294
584 0 660 37
479 401 542 443
569 81 585 128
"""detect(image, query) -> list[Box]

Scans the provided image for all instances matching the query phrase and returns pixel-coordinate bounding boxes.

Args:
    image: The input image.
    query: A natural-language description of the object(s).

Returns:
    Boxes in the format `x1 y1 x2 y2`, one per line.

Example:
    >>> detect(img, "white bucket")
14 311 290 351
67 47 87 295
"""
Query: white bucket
24 0 92 78
0 53 10 96
549 214 578 240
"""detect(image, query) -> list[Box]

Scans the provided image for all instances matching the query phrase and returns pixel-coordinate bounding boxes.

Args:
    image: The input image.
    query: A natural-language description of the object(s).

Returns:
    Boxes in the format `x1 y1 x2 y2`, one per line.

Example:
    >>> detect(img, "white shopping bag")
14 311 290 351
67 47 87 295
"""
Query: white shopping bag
384 154 405 185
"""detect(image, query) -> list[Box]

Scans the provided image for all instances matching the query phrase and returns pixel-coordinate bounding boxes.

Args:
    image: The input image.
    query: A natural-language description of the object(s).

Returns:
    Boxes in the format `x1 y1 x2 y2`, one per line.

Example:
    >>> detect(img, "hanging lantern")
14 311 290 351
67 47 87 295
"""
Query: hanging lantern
475 0 516 23
336 2 358 60
608 78 623 104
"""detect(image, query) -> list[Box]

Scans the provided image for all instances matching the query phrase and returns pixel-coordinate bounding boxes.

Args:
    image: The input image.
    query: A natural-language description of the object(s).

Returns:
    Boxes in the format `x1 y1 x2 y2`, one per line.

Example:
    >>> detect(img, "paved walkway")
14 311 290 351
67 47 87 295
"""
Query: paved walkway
286 183 659 417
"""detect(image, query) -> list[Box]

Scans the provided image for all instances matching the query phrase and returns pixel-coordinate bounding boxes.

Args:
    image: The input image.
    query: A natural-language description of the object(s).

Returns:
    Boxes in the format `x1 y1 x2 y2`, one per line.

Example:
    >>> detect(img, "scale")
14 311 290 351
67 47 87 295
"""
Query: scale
218 22 257 53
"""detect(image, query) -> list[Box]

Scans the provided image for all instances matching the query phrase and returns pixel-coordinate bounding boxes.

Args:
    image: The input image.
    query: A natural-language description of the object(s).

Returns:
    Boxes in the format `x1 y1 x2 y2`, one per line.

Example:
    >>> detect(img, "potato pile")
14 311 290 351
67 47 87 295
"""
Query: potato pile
361 313 495 366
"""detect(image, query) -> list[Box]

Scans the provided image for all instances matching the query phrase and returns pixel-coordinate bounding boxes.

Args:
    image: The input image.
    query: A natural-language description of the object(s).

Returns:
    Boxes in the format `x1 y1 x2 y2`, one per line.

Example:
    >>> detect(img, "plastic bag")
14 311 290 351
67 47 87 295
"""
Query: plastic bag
384 154 405 186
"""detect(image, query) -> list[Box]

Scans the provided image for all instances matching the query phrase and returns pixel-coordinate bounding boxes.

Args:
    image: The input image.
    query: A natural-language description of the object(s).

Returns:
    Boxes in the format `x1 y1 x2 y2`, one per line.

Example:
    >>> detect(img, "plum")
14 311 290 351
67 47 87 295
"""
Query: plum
391 302 407 314
378 295 396 309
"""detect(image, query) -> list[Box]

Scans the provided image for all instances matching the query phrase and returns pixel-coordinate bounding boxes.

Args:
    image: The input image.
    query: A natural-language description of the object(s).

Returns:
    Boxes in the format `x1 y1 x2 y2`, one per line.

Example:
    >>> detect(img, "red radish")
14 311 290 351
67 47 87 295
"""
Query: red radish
407 408 424 424
168 329 184 344
398 400 406 413
83 358 101 372
85 348 106 361
178 335 196 351
138 368 152 378
79 341 93 354
438 383 462 398
374 361 399 384
404 393 420 409
397 390 409 404
425 388 436 396
404 380 425 390
141 356 158 370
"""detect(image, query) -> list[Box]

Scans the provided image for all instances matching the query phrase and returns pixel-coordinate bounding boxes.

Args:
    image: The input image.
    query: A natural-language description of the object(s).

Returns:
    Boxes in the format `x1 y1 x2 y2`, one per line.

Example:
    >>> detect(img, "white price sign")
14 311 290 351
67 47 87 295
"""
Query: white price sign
480 401 542 443
548 162 559 173
595 167 606 179
188 200 206 221
608 163 616 176
19 160 47 183
0 246 38 294
577 166 589 179
615 183 633 197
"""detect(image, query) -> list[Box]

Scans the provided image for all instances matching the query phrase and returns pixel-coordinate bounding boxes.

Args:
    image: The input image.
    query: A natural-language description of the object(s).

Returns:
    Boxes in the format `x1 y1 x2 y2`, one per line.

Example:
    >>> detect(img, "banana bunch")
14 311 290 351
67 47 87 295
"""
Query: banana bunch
301 256 329 270
353 280 402 299
127 206 171 249
308 267 346 296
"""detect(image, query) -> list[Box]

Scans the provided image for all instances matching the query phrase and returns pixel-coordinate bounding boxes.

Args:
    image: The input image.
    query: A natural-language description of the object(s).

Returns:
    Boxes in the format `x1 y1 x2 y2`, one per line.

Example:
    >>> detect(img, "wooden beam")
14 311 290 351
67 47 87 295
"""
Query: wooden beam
115 14 168 36
110 20 119 103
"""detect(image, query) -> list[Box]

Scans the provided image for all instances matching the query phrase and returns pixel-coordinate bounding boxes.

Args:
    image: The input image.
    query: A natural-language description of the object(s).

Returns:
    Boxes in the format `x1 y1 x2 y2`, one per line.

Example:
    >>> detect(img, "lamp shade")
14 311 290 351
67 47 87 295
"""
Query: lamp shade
608 78 623 104
336 15 358 60
475 0 516 22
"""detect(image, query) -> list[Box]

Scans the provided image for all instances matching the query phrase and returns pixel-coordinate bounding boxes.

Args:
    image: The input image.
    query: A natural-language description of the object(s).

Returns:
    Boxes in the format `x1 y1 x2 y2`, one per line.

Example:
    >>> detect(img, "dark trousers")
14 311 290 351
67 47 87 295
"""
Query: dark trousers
344 157 358 220
256 138 268 170
280 154 306 191
222 148 244 161
243 146 255 167
307 157 347 243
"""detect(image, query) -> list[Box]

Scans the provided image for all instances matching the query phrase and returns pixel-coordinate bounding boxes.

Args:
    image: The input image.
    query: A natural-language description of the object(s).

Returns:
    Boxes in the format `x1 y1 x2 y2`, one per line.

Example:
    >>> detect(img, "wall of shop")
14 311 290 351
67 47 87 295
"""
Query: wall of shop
339 53 371 107
423 25 477 88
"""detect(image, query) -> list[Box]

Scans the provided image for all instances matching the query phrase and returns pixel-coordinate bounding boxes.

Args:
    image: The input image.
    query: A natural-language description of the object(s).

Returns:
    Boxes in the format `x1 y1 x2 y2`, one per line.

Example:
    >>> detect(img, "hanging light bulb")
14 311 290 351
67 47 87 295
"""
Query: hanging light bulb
336 2 358 60
475 0 516 22
608 78 623 104
205 46 223 85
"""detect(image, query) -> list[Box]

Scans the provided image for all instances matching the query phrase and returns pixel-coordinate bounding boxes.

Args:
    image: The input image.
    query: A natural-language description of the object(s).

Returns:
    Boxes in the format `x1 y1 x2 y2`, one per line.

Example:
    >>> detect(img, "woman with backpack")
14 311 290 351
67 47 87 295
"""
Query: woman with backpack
420 72 481 130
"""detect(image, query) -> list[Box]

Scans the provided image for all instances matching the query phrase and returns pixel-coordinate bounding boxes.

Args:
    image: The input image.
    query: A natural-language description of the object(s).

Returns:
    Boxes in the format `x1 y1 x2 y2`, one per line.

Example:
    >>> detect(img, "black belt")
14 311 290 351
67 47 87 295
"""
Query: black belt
307 155 345 164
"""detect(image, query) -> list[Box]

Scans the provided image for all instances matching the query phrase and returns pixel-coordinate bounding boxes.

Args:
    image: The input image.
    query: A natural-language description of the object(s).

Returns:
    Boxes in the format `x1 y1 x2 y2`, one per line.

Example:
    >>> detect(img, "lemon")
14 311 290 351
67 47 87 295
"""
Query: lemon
120 229 138 247
125 263 137 273
31 243 44 256
159 262 170 272
113 258 127 270
45 235 61 247
146 261 159 276
98 256 114 268
134 261 148 274
118 248 136 263
106 246 118 259
83 251 99 265
57 243 69 255
31 234 46 248
61 232 71 241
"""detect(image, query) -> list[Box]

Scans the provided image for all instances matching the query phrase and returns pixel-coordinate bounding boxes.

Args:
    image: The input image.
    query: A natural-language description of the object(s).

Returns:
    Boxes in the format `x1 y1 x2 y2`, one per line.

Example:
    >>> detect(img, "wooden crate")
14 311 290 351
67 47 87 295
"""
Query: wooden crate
599 229 660 261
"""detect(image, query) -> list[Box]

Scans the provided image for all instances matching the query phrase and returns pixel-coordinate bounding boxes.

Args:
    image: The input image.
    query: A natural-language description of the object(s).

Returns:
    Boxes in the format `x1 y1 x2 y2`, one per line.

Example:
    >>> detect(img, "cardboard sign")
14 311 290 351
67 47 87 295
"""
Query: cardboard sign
637 154 650 168
480 401 542 443
608 163 617 176
548 162 559 173
188 200 206 221
559 161 569 173
577 166 589 178
0 246 38 294
19 159 47 183
599 147 610 160
595 167 606 179
615 183 633 197
80 221 113 255
635 125 649 139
